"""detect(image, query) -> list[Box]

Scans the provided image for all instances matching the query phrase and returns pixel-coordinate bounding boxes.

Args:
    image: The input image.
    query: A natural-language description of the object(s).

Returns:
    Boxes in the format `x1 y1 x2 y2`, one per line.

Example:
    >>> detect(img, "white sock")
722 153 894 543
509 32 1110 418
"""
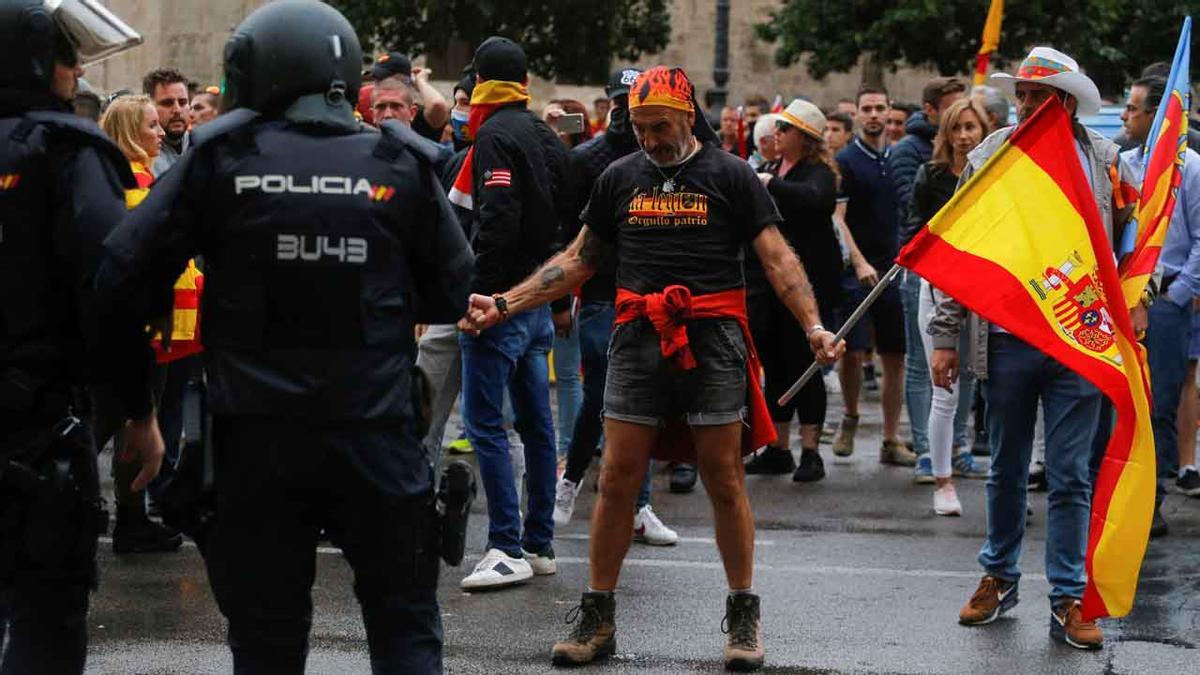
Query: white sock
1180 465 1196 479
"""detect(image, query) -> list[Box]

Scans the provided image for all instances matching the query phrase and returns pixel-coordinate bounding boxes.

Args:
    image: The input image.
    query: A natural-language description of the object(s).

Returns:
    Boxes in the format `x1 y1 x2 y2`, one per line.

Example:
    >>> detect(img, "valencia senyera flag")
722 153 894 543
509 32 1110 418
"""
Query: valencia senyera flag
896 99 1155 620
1117 16 1191 306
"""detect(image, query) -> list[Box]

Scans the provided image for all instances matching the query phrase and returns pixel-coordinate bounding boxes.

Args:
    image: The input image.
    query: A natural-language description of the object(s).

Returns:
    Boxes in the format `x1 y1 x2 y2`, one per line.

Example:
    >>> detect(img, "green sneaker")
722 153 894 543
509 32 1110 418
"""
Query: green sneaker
446 437 474 455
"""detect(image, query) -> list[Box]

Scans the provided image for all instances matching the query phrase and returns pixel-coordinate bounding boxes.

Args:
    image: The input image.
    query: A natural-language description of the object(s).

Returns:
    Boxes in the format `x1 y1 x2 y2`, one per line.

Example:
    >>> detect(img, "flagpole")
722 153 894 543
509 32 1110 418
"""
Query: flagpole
777 264 903 406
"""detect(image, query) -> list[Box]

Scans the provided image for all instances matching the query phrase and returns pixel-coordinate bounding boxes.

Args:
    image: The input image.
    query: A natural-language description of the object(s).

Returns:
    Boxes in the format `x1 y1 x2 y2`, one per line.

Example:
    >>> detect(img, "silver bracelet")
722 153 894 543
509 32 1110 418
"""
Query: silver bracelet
806 324 826 337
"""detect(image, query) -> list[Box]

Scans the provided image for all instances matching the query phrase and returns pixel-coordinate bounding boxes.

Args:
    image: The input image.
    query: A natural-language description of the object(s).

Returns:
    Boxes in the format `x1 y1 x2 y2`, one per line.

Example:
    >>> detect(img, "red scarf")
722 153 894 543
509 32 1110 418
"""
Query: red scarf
614 285 776 461
447 80 531 210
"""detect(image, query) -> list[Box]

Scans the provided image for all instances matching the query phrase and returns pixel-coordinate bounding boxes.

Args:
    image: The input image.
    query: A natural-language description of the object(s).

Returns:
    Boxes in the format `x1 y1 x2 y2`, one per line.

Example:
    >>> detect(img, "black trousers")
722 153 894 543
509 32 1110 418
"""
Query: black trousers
202 417 443 675
748 292 828 430
0 416 100 675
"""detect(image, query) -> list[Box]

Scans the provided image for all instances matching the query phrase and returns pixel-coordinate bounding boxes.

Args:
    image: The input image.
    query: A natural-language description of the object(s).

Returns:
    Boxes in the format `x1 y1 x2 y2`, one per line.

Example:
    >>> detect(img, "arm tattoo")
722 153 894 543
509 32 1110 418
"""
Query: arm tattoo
539 265 566 290
579 229 615 269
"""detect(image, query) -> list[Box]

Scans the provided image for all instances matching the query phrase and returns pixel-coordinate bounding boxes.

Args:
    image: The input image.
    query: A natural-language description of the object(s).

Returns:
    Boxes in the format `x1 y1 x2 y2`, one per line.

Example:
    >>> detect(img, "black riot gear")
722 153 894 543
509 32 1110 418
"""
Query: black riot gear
0 0 60 92
0 0 141 93
96 14 473 662
221 0 363 120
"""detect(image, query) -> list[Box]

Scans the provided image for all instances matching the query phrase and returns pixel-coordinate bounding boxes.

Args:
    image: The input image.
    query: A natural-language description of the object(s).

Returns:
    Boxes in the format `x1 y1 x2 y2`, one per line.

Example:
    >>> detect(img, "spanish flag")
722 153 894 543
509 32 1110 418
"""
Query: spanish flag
1117 17 1191 306
897 99 1155 620
973 0 1003 86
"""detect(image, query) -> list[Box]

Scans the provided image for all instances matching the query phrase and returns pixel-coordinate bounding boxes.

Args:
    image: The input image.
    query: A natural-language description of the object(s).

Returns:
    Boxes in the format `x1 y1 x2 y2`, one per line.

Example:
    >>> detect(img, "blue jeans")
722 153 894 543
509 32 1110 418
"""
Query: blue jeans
459 306 557 558
901 270 930 455
562 302 651 510
553 321 583 458
1145 296 1192 479
980 335 1100 602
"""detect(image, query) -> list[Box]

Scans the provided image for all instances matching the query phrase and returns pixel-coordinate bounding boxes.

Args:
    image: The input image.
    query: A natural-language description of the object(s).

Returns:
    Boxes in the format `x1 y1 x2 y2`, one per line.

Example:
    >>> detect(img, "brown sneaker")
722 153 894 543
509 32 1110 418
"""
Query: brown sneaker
880 439 919 466
551 592 617 666
832 415 858 457
958 575 1019 625
1051 599 1104 650
722 593 764 671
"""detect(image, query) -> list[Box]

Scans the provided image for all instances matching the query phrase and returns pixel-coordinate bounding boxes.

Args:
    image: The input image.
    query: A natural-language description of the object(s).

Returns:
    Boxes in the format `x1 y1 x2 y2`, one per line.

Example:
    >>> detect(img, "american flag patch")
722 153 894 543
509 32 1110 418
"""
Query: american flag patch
484 169 512 188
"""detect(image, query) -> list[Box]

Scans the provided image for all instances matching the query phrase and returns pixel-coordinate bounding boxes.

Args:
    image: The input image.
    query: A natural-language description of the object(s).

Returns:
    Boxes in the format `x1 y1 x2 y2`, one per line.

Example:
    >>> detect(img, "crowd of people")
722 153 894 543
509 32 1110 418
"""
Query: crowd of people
4 0 1198 671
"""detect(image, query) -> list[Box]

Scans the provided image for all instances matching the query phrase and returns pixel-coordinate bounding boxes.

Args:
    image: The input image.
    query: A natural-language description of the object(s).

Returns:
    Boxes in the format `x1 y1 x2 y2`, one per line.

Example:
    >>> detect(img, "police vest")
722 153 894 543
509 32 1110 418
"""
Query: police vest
191 118 439 420
0 112 130 382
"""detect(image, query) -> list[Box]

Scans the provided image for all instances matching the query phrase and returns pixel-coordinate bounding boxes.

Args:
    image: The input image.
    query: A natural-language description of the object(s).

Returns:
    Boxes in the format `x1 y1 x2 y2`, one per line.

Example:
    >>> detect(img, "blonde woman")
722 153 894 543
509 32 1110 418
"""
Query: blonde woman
100 94 162 208
909 98 992 515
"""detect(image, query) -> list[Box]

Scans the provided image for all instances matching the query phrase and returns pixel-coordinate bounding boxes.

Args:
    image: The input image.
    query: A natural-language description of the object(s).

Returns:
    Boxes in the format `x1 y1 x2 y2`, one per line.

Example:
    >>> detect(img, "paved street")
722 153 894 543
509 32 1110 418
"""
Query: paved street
84 378 1199 674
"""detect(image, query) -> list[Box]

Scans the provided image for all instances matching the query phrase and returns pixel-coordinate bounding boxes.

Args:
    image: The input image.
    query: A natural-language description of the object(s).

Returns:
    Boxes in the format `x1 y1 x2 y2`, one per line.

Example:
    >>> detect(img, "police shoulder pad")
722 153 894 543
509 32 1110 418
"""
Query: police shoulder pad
19 111 135 188
375 119 446 166
189 108 260 149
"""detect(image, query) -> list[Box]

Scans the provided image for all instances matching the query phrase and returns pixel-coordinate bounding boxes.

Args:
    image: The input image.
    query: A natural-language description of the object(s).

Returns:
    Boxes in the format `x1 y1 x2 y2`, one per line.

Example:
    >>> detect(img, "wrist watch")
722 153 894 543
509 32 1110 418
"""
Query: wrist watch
492 294 510 322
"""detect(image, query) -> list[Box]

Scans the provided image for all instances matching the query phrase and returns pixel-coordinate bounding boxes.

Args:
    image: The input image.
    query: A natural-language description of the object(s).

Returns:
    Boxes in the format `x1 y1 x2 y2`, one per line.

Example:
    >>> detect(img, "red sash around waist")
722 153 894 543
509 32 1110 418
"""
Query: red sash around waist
614 285 776 460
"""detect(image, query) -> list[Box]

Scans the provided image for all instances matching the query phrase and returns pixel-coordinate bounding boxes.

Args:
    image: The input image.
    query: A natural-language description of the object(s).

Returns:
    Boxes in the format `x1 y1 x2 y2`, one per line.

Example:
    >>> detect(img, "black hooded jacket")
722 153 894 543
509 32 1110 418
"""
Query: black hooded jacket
469 103 568 296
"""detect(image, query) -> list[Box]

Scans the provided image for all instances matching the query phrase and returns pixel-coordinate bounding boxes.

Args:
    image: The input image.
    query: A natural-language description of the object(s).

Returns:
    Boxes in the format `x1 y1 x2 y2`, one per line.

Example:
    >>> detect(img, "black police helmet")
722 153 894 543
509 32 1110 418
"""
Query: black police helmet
0 0 72 92
222 0 363 115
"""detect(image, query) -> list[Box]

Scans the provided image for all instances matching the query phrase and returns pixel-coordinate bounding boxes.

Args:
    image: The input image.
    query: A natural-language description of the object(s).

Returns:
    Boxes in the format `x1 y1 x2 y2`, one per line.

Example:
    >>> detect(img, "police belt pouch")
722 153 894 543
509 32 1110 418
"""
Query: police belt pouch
159 376 216 547
0 415 105 588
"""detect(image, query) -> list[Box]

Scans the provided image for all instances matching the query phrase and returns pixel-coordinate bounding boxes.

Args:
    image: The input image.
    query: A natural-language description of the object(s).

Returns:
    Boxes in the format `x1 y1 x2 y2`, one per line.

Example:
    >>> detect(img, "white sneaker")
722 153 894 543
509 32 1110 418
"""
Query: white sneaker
633 505 678 546
933 484 962 517
523 546 558 575
553 478 581 526
460 548 533 590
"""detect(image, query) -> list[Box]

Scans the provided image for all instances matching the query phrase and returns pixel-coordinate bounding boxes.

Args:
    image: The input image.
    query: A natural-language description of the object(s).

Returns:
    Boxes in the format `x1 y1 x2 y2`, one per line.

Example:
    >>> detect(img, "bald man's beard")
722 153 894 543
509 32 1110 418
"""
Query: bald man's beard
641 129 696 167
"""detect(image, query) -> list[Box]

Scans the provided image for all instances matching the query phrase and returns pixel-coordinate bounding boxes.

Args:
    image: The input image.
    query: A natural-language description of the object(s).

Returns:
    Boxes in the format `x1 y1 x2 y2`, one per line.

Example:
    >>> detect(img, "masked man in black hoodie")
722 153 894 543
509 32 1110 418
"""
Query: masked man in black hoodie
550 68 679 545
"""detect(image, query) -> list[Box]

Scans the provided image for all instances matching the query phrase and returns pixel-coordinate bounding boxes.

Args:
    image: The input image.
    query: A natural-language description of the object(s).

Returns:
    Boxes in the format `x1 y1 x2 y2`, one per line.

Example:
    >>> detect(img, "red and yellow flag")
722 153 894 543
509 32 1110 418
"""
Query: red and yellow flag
973 0 1004 86
897 99 1155 620
1117 16 1191 305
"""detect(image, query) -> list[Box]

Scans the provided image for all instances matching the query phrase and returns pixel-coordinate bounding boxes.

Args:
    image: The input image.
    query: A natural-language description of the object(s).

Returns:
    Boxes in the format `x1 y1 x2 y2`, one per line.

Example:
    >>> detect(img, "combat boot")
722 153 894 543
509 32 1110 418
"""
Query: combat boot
113 516 183 554
723 592 764 671
551 591 616 666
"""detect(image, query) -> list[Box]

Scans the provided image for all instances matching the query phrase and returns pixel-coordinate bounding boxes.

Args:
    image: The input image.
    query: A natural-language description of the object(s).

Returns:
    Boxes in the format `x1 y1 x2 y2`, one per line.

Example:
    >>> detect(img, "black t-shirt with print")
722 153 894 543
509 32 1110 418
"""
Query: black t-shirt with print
581 144 781 295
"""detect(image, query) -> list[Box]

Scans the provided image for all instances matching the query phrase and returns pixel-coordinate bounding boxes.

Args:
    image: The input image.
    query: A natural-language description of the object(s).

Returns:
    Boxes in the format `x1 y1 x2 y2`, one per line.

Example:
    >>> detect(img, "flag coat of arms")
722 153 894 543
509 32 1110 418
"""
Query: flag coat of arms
897 99 1155 620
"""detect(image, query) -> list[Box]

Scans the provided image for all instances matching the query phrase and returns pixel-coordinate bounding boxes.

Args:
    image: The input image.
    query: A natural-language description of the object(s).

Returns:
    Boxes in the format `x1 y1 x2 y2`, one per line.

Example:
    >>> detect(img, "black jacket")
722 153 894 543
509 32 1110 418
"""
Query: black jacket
746 160 841 309
470 104 567 296
0 93 148 419
97 113 473 425
558 127 639 303
887 111 936 228
905 161 959 244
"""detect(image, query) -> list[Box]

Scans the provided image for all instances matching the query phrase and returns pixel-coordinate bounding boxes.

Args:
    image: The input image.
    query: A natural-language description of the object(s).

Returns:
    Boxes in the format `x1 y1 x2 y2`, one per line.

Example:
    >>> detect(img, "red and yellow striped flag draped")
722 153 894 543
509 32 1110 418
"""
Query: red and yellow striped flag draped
973 0 1004 86
897 100 1155 620
1117 17 1191 306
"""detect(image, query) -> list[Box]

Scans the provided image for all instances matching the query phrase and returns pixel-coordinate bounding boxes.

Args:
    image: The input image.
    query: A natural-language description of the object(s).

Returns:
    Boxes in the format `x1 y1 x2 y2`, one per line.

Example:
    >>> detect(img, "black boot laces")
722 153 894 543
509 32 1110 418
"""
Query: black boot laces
564 601 602 642
721 598 758 648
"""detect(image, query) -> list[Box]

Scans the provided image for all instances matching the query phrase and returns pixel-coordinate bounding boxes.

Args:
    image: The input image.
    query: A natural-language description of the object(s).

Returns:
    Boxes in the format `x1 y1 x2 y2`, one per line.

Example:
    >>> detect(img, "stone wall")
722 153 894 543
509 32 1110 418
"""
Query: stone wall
82 0 953 114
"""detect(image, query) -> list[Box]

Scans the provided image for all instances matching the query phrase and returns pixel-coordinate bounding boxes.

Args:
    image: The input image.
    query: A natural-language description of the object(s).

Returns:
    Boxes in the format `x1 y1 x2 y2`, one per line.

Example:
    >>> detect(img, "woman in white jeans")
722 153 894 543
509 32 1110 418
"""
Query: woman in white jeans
906 98 991 515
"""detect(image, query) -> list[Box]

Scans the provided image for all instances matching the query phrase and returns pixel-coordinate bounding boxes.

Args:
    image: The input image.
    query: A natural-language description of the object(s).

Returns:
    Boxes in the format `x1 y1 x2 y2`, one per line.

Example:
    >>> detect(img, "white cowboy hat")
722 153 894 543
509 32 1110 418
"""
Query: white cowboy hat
991 46 1102 116
777 99 826 140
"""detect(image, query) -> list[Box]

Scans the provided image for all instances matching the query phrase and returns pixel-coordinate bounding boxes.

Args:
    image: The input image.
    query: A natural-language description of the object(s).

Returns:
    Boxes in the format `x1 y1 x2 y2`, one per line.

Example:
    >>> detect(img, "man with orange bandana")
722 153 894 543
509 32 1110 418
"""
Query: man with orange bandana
462 66 843 672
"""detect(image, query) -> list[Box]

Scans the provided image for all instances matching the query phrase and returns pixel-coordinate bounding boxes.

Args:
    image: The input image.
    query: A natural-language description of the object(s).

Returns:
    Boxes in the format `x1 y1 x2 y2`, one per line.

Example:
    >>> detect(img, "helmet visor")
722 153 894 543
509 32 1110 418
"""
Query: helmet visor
47 0 142 66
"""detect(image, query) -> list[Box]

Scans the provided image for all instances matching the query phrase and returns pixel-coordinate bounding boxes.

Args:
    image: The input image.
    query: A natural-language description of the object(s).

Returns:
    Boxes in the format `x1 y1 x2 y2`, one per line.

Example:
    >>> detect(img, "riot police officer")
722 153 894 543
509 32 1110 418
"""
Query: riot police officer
0 1 161 673
96 1 473 673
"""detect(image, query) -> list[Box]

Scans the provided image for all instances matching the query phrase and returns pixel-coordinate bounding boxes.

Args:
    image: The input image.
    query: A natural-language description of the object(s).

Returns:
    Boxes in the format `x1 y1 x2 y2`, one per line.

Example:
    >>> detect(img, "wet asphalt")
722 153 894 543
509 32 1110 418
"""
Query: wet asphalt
81 375 1199 674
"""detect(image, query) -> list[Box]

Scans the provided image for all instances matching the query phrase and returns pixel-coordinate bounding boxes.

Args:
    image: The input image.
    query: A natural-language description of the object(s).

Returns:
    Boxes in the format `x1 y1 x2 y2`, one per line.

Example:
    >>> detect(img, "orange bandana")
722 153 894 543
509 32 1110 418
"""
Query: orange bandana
629 66 694 112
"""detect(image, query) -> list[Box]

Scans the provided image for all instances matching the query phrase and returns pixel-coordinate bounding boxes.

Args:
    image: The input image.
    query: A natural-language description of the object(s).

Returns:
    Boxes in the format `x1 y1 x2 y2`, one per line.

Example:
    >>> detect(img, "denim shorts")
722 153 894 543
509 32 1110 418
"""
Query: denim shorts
603 318 747 427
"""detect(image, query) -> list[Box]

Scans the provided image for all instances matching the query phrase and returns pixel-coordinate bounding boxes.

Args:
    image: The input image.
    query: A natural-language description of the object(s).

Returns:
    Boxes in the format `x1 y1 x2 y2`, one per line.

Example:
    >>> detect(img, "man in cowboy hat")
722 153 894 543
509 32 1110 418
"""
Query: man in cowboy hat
928 46 1139 651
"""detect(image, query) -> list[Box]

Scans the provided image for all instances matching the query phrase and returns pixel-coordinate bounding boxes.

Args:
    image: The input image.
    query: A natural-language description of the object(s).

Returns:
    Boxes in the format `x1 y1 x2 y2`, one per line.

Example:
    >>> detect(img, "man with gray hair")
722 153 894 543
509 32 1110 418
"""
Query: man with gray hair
971 85 1010 130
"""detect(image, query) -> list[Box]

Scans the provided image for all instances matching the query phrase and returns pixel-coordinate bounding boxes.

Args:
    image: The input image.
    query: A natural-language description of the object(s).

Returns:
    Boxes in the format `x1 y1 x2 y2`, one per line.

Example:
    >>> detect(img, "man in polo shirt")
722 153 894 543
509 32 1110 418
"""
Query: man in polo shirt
831 84 917 467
